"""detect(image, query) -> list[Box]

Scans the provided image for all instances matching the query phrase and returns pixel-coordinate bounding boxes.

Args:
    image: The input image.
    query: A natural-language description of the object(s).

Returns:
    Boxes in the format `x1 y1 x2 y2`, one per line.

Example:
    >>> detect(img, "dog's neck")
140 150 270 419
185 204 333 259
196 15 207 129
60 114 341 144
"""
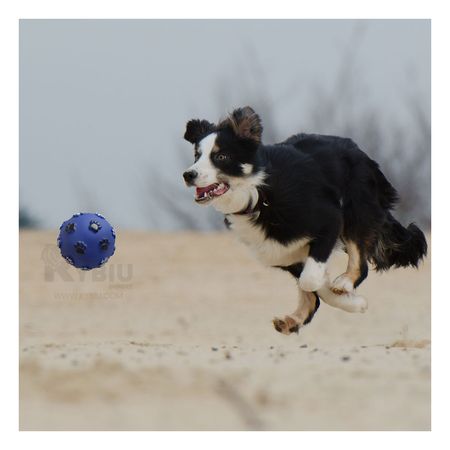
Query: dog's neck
212 170 266 215
213 186 259 215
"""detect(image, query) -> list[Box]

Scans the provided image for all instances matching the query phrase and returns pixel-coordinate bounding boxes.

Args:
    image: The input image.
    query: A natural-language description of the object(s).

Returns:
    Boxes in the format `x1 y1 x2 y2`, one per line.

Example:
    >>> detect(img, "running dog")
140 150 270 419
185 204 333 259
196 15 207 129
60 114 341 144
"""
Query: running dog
182 106 427 334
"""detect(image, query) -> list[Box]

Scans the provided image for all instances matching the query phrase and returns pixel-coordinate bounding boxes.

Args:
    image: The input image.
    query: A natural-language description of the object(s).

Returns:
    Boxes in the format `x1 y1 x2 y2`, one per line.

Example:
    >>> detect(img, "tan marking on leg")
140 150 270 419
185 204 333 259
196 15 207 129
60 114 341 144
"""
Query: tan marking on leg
331 240 362 295
273 287 318 335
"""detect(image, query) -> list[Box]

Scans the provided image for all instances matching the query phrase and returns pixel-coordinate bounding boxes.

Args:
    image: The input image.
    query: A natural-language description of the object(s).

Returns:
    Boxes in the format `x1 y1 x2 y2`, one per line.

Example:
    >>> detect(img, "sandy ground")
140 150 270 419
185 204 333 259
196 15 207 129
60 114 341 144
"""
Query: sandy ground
19 230 431 431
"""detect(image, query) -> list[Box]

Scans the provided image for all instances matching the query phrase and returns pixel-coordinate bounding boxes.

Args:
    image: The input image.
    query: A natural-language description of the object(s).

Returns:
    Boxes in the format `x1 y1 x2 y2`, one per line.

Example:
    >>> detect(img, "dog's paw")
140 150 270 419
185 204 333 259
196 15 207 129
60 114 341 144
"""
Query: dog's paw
331 274 354 295
353 294 368 313
344 293 368 313
272 316 300 335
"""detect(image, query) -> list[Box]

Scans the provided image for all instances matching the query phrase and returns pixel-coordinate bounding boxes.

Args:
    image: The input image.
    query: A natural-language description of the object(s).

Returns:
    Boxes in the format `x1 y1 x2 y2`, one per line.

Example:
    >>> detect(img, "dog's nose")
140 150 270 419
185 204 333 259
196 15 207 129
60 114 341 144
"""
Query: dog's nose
183 170 198 184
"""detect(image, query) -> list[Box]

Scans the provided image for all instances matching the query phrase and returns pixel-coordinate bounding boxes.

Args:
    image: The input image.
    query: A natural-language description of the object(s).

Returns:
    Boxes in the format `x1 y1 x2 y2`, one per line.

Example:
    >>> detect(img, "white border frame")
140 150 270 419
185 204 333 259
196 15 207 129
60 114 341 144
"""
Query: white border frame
2 0 446 447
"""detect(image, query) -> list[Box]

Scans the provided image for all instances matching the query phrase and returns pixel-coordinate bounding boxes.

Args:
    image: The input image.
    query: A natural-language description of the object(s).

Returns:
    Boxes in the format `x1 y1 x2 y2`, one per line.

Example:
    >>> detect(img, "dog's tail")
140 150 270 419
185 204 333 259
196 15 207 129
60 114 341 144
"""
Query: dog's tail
369 212 427 271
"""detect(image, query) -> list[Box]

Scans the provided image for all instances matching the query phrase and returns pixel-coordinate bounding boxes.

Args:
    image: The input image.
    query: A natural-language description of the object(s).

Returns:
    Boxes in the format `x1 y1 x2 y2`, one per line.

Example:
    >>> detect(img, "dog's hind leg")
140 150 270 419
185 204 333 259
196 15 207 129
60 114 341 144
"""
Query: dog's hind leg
331 240 369 295
273 285 320 335
317 284 368 313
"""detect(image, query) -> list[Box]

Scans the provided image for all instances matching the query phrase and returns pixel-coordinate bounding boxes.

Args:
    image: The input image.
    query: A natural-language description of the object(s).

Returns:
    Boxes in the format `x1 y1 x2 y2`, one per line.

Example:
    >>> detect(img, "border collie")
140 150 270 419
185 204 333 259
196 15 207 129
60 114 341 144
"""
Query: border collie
182 106 427 335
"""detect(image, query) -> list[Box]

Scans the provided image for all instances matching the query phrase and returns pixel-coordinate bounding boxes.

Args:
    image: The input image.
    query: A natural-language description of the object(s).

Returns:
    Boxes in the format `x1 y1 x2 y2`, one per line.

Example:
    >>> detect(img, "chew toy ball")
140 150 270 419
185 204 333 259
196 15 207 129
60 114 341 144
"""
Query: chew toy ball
57 213 116 270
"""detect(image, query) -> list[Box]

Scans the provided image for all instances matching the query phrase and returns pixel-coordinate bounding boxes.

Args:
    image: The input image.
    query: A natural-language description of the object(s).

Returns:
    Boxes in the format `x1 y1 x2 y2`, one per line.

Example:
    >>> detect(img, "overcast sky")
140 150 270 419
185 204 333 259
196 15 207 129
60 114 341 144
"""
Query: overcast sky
19 20 430 230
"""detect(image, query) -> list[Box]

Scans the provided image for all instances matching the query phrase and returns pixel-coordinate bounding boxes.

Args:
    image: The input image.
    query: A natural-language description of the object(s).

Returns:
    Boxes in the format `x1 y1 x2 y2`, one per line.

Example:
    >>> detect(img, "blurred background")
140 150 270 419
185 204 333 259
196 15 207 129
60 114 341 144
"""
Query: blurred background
19 19 431 231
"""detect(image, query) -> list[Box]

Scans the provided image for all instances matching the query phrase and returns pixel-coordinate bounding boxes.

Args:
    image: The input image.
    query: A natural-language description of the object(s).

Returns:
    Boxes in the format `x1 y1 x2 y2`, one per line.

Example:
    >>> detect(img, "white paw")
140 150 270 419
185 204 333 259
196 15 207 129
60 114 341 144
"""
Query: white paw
348 293 368 313
331 274 354 295
299 258 327 292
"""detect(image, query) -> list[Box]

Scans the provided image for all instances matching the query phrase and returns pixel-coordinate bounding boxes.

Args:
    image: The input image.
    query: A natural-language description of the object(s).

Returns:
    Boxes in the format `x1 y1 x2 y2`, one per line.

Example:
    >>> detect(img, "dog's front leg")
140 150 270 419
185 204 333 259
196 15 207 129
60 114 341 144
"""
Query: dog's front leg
273 286 320 335
298 232 338 292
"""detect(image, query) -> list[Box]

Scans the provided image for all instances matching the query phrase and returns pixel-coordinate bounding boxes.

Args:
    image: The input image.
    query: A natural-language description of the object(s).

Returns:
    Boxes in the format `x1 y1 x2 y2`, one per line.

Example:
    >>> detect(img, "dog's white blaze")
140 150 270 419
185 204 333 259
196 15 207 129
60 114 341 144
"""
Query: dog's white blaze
241 163 253 175
187 133 218 186
226 214 310 266
298 257 327 292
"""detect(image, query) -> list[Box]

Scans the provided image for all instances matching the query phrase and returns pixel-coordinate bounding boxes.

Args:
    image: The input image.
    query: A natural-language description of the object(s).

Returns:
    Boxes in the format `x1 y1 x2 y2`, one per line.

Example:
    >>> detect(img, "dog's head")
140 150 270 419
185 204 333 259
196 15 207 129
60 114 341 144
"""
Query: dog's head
182 106 264 210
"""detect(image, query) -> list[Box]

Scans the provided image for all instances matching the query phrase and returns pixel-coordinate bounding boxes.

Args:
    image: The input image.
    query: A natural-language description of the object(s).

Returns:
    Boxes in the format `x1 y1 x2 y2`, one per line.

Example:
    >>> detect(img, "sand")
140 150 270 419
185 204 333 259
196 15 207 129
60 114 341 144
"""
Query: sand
19 230 431 431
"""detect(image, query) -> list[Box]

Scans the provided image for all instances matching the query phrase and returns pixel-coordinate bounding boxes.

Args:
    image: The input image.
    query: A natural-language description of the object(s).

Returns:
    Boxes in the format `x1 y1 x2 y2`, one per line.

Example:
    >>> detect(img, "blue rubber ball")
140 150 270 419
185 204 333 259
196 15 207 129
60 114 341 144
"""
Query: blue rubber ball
57 213 116 270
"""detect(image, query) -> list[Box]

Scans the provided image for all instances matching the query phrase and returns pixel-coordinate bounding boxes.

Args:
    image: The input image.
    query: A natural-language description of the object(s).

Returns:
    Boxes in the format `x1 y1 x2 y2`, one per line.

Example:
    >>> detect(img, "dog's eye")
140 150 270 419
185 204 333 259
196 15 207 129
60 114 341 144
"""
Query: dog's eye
216 154 228 161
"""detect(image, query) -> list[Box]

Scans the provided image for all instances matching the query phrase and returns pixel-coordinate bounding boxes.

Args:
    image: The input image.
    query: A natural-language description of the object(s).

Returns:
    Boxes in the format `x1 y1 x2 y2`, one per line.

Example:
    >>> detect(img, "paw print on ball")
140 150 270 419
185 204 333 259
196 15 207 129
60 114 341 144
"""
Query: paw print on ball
99 238 109 251
65 222 76 233
74 241 87 254
89 220 102 233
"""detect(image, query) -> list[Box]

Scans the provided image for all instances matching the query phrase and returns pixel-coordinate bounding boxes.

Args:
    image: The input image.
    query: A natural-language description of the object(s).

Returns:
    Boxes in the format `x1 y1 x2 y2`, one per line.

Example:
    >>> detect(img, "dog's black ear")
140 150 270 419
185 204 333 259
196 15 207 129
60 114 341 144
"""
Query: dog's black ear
184 119 216 145
225 106 263 144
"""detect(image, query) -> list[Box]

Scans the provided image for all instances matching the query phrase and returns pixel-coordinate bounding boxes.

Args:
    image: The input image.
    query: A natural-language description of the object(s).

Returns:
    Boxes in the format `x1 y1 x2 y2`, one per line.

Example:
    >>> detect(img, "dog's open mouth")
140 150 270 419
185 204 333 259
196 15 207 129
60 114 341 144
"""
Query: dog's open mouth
195 182 230 202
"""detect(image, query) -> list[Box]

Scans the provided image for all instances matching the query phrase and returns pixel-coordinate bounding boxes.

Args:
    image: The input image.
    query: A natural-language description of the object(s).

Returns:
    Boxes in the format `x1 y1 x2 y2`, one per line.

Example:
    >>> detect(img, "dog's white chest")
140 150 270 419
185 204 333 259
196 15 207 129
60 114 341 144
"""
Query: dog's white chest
226 214 310 267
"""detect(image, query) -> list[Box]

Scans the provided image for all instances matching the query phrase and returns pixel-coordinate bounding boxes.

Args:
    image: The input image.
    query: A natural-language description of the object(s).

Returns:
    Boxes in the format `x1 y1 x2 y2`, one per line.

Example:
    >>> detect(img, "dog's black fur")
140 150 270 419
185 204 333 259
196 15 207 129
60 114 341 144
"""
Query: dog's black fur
254 133 427 278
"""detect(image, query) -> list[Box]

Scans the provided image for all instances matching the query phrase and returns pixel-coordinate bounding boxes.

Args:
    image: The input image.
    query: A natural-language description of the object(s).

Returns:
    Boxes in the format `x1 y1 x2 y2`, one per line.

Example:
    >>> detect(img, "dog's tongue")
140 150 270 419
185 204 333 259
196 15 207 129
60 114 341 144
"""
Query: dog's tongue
196 184 216 196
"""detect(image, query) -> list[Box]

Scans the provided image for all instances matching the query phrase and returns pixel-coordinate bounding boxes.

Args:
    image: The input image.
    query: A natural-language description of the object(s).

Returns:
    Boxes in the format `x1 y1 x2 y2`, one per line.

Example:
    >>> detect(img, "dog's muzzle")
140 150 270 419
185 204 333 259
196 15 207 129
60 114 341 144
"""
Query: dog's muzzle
183 170 198 186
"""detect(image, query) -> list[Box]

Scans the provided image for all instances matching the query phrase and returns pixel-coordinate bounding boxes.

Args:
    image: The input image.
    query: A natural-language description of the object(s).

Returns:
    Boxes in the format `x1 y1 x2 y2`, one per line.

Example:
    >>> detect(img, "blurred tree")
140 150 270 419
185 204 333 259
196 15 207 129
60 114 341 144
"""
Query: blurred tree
302 29 430 228
19 207 38 228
